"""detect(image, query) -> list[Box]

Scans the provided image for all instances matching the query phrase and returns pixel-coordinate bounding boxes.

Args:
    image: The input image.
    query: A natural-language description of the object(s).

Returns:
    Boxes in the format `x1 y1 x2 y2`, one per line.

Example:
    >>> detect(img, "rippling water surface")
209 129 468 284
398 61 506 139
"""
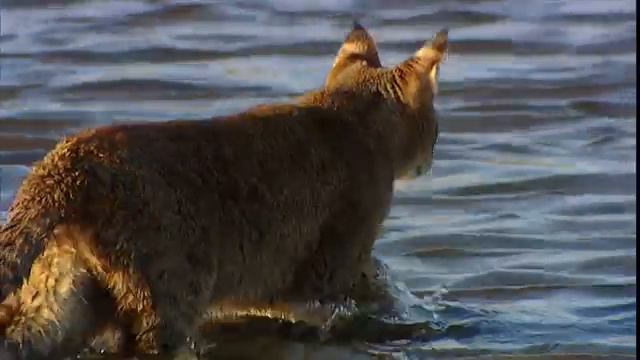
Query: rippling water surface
0 0 636 359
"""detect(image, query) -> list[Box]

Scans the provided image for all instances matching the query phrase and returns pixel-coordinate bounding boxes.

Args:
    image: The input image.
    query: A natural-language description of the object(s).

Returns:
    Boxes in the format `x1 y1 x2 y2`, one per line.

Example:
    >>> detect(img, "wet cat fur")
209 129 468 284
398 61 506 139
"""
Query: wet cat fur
0 23 447 359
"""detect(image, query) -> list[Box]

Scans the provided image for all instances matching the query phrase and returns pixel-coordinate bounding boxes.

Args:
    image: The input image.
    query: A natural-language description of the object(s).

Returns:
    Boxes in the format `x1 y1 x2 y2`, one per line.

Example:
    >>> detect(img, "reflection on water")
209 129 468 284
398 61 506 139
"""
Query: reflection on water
0 0 636 358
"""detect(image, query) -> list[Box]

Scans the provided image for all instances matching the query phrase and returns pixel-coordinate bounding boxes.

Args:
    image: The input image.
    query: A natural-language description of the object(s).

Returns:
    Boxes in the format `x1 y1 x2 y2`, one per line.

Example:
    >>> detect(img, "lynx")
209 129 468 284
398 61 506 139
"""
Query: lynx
0 23 448 359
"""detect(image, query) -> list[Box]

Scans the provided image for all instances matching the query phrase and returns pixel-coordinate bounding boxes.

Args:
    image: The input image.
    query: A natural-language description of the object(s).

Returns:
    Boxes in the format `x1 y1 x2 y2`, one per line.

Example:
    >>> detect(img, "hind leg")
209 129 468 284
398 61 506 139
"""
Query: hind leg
1 242 112 359
97 256 211 357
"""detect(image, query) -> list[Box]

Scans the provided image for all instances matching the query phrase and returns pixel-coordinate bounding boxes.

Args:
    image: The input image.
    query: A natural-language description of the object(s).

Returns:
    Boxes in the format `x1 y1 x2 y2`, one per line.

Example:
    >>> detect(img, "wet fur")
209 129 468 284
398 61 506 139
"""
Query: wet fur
0 24 447 359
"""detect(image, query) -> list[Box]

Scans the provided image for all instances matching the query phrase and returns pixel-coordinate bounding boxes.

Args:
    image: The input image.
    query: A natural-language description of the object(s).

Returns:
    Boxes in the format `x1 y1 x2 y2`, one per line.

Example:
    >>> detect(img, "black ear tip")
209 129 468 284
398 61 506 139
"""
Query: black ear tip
430 27 449 51
352 20 365 31
434 28 448 42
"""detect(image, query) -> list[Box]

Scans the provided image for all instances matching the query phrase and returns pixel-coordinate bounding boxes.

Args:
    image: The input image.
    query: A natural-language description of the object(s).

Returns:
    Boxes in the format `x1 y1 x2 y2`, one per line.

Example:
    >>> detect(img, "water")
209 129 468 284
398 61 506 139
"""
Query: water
0 0 636 359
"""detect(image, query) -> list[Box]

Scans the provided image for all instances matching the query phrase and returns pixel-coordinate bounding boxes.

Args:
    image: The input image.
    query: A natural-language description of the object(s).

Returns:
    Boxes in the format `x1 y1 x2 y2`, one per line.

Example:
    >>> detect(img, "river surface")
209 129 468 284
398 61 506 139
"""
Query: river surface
0 0 636 359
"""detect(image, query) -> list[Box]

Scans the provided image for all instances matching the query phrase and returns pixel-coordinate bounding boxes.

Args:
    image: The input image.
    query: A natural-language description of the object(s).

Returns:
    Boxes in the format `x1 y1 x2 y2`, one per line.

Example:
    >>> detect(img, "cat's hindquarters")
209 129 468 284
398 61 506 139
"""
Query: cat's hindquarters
1 229 116 359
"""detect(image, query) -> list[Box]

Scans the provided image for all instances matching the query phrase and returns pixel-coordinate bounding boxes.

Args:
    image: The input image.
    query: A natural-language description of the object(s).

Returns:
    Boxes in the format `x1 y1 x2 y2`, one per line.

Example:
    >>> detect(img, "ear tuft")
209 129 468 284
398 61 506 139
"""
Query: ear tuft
352 20 365 31
429 28 448 54
415 28 449 62
326 21 382 89
396 28 450 100
430 28 449 54
342 22 378 61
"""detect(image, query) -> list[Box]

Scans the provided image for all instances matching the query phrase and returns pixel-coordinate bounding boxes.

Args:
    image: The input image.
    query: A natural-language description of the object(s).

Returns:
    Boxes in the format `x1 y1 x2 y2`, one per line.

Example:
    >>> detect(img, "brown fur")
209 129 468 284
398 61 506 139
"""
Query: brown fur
0 24 448 359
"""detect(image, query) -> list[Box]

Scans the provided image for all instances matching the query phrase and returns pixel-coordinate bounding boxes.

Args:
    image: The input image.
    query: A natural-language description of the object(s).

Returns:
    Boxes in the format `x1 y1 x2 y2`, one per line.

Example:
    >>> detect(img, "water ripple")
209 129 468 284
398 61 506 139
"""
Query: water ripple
0 0 635 358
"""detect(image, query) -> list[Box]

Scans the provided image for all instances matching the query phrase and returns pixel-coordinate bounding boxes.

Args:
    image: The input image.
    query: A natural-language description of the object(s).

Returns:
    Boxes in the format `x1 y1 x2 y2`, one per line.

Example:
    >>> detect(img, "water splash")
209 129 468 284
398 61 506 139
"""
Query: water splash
429 284 450 323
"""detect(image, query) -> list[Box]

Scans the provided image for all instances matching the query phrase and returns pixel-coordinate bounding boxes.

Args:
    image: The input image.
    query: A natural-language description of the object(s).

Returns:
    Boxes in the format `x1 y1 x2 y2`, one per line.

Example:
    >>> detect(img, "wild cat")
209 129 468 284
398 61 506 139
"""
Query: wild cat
0 23 448 359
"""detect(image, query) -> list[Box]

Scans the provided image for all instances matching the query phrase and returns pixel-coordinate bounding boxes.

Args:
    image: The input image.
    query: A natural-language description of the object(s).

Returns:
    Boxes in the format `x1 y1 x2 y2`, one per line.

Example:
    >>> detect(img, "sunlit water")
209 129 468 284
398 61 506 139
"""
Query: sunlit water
0 0 636 359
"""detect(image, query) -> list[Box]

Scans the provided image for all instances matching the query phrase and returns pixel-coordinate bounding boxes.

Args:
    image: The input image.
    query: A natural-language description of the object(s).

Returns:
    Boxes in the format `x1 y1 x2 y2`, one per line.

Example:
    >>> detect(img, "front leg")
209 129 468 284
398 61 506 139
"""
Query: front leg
287 212 383 305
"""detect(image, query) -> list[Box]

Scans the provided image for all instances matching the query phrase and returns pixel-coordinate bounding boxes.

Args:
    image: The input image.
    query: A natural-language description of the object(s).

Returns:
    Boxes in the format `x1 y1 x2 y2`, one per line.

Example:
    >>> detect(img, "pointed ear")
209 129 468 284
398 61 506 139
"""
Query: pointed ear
415 28 448 64
325 21 381 88
412 28 449 95
334 21 381 67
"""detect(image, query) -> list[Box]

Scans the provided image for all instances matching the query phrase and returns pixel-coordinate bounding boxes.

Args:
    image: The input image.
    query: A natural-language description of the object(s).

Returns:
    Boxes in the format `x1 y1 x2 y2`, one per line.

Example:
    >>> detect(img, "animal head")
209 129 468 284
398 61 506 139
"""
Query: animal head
325 22 448 179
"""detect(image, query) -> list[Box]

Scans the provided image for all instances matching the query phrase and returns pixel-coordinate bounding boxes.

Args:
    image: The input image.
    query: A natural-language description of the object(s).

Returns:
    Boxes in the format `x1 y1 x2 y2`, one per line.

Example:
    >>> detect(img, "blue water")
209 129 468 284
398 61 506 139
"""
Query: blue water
0 0 636 359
